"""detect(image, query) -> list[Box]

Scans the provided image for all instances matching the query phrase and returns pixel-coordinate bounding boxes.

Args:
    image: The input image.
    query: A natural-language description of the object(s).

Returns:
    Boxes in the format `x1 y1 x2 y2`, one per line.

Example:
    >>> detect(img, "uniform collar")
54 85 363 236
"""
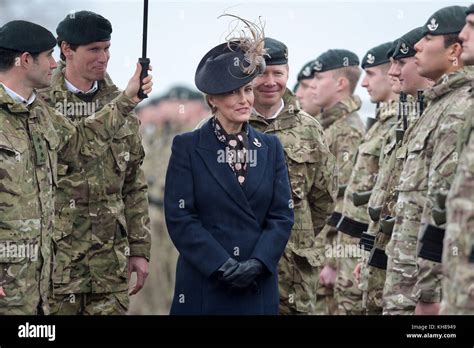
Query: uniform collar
0 83 36 106
64 79 99 95
252 98 284 120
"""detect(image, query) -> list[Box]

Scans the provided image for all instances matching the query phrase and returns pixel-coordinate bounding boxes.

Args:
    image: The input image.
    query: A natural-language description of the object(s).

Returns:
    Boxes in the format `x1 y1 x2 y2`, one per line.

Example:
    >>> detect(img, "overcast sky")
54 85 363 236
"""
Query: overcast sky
0 0 469 117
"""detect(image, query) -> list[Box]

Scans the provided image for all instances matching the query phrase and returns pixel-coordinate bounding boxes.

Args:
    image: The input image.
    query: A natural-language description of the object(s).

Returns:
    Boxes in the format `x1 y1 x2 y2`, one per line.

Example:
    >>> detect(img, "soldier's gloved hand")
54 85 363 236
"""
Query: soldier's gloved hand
223 259 265 289
215 258 239 282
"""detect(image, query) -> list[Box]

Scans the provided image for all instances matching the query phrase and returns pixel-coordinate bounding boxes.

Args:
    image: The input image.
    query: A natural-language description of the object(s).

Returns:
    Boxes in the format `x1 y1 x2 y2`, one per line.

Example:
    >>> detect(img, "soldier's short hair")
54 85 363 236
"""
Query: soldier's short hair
332 66 362 94
443 33 462 49
0 47 39 72
58 40 79 61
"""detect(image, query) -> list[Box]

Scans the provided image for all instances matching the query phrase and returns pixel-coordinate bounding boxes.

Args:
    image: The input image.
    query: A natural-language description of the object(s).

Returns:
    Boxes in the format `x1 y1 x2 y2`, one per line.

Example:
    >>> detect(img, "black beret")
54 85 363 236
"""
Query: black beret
386 39 400 59
313 49 359 73
57 11 112 45
421 6 467 36
467 4 474 15
0 20 56 53
361 42 393 69
297 60 315 81
392 27 423 60
264 37 288 65
195 41 264 95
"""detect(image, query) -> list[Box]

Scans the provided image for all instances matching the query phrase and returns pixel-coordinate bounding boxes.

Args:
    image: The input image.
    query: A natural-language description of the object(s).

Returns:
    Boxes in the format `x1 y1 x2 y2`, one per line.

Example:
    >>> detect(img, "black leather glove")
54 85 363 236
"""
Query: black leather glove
215 258 239 282
222 259 265 289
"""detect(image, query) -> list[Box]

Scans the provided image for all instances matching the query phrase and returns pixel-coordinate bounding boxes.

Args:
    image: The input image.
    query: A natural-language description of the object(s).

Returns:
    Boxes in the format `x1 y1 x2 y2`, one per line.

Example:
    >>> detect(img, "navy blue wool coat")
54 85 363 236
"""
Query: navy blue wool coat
164 119 294 315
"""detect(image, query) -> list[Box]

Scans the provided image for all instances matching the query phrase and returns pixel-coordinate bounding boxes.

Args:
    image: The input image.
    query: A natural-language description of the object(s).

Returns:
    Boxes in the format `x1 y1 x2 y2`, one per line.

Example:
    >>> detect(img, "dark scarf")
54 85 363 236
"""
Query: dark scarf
213 117 249 185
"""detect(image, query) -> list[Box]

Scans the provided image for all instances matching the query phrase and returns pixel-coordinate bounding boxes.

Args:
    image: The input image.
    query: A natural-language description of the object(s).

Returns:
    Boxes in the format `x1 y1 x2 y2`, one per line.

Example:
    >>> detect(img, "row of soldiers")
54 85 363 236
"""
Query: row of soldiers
288 4 473 315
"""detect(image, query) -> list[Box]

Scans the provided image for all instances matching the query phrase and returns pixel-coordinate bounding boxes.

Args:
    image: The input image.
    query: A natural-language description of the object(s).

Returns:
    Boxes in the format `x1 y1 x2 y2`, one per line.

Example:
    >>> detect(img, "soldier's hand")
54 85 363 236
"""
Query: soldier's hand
125 63 153 103
415 301 440 315
128 256 149 296
0 286 5 297
353 262 362 283
319 265 337 289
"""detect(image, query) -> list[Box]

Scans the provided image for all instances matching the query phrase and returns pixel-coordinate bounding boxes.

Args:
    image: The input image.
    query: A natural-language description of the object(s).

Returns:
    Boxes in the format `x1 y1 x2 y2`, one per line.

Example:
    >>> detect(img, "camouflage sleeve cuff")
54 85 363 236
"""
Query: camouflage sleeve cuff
129 244 151 262
115 92 138 115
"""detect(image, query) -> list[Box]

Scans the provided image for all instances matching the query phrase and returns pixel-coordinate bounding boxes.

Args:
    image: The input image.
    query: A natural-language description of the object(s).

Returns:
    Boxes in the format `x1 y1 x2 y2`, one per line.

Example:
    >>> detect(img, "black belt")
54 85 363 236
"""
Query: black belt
337 216 368 238
328 212 342 227
418 224 445 263
469 246 474 264
368 247 388 270
359 232 375 251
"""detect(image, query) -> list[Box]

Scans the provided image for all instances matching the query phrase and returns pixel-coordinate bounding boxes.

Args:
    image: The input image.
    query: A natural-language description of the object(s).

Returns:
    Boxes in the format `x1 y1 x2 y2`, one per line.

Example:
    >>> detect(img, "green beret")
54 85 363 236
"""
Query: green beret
0 20 56 53
386 39 400 59
297 60 315 81
392 27 423 60
421 6 467 36
361 42 393 69
313 49 359 73
467 4 474 15
264 37 288 65
57 11 112 45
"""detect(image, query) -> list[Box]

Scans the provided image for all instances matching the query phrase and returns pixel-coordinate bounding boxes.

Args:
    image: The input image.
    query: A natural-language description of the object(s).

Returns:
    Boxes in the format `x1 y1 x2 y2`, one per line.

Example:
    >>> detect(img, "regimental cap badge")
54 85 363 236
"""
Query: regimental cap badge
366 53 375 65
284 48 288 60
302 66 312 77
400 42 409 55
313 60 323 71
427 18 439 31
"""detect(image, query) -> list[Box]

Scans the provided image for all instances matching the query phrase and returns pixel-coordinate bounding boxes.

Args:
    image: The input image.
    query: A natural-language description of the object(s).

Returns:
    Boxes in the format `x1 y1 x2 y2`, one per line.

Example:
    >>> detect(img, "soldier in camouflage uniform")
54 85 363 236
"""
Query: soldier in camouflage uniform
307 49 365 315
38 11 151 315
334 42 398 315
295 60 320 117
0 20 150 315
356 29 433 315
440 4 474 315
383 6 473 315
129 87 209 314
246 38 336 315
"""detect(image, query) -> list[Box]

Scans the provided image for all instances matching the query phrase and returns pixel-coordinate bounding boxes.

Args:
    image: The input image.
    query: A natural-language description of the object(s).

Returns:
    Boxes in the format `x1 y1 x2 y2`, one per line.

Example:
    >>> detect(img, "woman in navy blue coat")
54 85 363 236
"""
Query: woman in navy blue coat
164 34 294 315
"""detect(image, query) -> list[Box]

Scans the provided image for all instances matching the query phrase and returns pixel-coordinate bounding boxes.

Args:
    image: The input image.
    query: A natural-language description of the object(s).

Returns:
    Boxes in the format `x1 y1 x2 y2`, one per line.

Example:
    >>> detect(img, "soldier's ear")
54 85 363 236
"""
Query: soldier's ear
61 41 74 60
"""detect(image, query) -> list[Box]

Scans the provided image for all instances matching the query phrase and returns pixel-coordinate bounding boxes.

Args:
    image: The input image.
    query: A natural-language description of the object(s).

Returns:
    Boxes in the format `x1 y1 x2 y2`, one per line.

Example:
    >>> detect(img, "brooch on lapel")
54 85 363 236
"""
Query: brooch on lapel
253 138 261 147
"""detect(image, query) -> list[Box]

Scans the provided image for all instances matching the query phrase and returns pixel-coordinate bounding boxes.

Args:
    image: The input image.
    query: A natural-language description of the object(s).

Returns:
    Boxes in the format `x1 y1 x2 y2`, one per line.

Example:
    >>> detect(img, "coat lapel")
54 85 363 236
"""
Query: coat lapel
196 120 255 218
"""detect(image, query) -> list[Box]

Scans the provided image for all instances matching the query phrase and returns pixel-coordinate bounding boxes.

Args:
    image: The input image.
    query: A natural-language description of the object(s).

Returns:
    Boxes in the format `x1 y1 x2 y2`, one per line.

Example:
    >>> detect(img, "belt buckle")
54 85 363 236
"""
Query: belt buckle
336 215 344 230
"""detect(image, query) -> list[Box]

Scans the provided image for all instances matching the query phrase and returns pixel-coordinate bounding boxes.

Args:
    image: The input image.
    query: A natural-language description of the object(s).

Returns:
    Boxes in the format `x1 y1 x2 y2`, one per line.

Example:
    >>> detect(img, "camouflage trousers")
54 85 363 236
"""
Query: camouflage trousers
334 232 365 315
49 290 129 315
278 248 319 315
314 282 338 315
383 238 417 314
359 261 385 315
359 232 391 315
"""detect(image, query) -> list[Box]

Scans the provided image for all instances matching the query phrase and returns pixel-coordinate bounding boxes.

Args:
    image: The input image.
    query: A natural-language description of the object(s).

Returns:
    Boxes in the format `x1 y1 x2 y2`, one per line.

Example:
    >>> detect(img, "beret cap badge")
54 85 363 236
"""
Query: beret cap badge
400 42 409 55
427 18 439 31
313 60 323 71
366 54 375 64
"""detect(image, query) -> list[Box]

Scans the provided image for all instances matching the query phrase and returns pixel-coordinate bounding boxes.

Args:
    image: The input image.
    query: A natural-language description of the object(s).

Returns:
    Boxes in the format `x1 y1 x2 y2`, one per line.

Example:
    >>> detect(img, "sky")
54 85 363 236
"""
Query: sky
0 0 470 117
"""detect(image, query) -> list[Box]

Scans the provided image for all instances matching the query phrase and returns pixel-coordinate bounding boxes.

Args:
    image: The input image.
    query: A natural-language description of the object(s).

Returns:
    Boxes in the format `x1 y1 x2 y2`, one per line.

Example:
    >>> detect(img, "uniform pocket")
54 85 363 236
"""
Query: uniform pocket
0 219 40 307
52 208 75 285
113 217 130 279
398 129 433 192
0 133 28 195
